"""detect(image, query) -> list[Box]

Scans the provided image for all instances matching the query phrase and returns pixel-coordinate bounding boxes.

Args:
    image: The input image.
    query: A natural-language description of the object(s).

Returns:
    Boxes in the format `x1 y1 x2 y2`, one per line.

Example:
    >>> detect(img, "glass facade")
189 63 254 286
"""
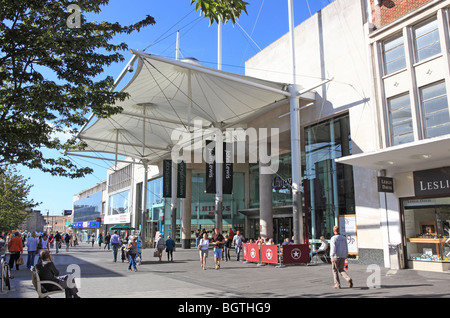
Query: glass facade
146 173 245 239
191 172 245 233
108 189 131 215
249 153 293 208
73 190 102 223
304 114 355 240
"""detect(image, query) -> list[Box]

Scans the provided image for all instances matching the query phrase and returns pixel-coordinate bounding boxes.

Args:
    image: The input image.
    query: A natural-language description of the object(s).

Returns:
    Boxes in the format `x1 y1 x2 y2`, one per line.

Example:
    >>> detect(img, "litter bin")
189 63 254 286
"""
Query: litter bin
389 243 404 270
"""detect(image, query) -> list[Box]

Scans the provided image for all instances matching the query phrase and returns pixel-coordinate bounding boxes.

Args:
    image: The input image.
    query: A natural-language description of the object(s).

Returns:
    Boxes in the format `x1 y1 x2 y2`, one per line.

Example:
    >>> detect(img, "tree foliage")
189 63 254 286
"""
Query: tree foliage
0 167 38 232
191 0 248 25
0 0 155 178
0 0 247 179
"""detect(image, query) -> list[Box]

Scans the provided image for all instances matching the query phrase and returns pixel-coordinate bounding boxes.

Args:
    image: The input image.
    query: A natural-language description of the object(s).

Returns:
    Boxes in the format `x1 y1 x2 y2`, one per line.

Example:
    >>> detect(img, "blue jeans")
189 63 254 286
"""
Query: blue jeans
128 253 137 270
235 245 241 261
112 244 119 262
224 246 230 261
26 251 36 268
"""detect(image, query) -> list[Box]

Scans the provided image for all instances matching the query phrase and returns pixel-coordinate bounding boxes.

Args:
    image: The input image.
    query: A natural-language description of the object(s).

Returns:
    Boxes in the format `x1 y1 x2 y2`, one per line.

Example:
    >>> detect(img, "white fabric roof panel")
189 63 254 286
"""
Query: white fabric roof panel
71 50 294 163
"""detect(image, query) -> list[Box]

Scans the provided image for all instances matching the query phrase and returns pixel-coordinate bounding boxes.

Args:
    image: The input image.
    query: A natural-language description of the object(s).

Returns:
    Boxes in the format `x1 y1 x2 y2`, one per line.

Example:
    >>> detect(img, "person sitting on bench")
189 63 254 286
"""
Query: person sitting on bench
310 236 329 258
35 250 80 298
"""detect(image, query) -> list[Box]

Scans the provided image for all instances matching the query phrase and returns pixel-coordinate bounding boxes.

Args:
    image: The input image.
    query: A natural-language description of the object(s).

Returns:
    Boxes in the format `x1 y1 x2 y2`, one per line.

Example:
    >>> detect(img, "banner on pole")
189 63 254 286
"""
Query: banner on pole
163 160 186 198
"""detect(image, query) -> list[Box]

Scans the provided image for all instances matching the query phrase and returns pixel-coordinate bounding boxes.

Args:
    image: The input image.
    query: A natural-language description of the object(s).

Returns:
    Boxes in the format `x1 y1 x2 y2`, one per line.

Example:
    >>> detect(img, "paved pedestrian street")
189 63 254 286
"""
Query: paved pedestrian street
2 245 449 306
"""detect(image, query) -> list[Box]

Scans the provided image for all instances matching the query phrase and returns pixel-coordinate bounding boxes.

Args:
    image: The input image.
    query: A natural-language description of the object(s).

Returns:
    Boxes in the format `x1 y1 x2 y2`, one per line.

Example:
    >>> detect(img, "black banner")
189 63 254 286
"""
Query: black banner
177 160 186 198
163 160 172 198
163 160 186 198
223 143 233 195
205 141 233 194
205 140 216 194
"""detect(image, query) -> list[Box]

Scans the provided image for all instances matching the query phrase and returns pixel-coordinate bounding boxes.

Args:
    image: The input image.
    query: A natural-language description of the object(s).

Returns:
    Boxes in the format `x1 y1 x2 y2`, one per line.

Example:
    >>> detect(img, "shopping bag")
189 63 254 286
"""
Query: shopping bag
16 255 24 265
153 249 159 257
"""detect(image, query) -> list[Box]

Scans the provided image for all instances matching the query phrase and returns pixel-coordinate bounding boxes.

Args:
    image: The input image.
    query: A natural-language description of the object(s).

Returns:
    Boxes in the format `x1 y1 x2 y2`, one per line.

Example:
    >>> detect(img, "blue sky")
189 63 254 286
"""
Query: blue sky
18 0 332 216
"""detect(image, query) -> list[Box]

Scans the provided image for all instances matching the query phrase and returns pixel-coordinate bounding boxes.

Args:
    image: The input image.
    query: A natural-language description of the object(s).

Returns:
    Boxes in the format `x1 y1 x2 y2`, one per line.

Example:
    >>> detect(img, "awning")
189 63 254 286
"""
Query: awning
336 135 450 175
68 50 315 164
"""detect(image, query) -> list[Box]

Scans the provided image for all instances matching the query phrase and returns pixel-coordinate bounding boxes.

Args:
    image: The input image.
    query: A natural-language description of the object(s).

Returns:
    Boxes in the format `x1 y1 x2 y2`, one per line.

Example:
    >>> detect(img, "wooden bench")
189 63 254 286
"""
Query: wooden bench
31 267 65 298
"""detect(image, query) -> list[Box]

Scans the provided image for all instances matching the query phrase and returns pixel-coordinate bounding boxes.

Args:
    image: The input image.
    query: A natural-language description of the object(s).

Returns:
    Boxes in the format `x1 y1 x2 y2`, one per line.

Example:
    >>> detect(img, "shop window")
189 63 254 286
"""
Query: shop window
419 81 450 138
403 198 450 263
108 189 131 215
387 93 414 145
382 34 406 75
413 18 441 62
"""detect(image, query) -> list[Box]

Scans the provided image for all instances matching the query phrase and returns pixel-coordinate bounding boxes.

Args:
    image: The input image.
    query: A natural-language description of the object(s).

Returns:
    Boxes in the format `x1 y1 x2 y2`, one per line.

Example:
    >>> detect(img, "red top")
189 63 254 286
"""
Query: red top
8 236 23 252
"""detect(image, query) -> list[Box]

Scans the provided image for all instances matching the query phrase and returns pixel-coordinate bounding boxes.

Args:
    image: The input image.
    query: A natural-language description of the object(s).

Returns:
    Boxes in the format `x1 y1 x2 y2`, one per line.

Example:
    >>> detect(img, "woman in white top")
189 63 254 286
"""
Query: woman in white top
198 233 209 270
37 234 50 259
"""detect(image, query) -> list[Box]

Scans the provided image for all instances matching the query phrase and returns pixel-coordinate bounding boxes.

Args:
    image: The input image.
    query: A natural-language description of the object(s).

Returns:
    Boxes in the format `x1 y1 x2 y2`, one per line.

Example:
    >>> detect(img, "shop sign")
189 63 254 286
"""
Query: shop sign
72 221 100 229
413 166 450 196
377 176 394 193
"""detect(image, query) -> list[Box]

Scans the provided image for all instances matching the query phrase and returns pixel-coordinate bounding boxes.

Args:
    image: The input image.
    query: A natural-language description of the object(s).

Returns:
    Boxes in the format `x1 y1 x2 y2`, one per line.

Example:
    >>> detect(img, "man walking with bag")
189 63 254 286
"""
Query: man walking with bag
330 226 353 289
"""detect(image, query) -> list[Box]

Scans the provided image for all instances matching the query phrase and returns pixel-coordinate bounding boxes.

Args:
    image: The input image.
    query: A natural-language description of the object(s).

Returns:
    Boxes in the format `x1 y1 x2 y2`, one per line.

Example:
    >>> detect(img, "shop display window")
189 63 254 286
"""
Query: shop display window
403 198 450 262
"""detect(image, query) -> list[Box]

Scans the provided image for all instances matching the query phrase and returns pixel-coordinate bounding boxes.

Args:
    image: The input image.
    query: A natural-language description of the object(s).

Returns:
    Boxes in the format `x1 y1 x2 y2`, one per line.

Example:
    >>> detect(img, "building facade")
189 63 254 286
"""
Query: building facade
72 0 450 272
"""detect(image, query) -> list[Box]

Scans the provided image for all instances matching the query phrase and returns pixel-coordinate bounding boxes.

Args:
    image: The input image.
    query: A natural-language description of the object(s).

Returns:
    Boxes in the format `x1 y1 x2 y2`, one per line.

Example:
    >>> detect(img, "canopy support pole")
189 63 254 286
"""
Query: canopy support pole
142 160 148 247
288 0 304 244
171 160 178 243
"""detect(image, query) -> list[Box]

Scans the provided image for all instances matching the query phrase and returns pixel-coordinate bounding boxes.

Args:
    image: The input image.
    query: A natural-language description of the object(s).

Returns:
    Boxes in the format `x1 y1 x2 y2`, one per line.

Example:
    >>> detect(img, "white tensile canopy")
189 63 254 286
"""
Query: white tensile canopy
67 50 302 164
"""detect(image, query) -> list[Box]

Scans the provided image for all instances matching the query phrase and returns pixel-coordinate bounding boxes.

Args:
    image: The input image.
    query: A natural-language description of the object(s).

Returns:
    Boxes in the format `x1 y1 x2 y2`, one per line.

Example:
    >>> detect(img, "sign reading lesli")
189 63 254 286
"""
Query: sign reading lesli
413 166 450 196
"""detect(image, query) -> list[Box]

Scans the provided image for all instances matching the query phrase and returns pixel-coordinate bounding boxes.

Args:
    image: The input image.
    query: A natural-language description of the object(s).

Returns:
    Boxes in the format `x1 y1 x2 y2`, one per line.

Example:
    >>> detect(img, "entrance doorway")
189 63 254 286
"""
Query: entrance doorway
274 217 292 244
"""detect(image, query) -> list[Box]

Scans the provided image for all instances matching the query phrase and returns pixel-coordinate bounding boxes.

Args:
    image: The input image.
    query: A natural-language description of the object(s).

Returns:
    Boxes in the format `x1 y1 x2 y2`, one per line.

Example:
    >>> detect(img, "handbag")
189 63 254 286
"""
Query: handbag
153 248 159 257
16 255 24 265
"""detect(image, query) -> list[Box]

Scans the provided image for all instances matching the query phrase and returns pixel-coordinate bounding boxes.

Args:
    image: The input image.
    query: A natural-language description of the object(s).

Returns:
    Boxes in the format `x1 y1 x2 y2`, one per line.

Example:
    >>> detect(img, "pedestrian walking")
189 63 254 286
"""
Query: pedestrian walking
195 229 201 248
156 233 165 261
54 231 61 254
8 232 23 270
98 233 103 248
90 234 95 247
165 235 175 262
126 236 139 272
64 233 71 252
198 232 209 270
104 232 111 250
232 230 243 261
110 231 121 262
330 225 353 289
37 233 50 257
223 234 231 261
26 232 38 269
211 228 225 270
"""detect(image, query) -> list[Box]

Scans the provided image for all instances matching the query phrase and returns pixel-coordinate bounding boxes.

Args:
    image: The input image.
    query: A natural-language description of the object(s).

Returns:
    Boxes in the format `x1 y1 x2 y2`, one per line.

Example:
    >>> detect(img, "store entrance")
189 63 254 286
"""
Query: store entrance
247 217 293 245
273 217 292 244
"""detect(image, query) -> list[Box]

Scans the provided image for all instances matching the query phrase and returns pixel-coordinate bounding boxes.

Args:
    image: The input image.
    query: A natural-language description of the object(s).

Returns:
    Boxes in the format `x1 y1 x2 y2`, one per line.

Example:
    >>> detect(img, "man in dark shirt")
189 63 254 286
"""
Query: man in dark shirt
35 250 80 298
211 228 225 270
54 231 61 254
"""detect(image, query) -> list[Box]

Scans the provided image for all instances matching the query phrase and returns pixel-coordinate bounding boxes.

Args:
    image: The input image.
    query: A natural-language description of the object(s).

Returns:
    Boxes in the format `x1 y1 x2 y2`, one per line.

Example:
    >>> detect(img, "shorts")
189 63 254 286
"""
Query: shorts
200 249 208 258
213 247 222 258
